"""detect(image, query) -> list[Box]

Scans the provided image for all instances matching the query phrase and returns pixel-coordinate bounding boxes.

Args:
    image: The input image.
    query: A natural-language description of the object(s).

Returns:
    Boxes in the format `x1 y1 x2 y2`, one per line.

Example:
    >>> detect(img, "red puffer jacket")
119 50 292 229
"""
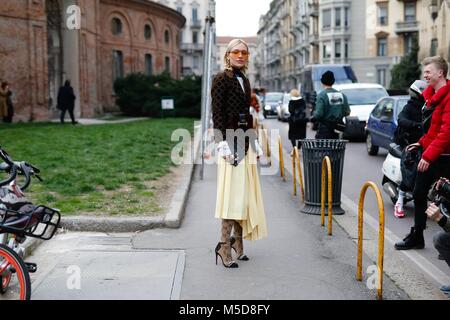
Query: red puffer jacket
419 80 450 163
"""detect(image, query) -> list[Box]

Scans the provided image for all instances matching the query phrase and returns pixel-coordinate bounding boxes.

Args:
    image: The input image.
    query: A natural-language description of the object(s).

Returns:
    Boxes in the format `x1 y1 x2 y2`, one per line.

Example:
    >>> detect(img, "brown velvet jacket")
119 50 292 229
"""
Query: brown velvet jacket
211 70 255 161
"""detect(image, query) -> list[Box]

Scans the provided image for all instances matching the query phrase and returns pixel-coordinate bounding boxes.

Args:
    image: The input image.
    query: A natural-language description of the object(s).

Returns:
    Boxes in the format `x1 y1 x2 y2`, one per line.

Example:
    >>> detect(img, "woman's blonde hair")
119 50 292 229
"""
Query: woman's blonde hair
224 39 249 73
290 89 300 97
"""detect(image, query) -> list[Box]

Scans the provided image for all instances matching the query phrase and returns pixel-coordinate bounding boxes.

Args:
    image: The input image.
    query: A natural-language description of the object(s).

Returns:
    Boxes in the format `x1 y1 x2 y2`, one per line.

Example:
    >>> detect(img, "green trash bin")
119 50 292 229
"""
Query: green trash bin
299 139 348 215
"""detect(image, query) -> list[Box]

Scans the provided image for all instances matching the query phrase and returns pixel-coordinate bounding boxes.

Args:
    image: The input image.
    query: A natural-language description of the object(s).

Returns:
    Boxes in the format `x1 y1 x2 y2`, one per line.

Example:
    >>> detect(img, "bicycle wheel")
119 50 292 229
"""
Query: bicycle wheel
0 244 31 300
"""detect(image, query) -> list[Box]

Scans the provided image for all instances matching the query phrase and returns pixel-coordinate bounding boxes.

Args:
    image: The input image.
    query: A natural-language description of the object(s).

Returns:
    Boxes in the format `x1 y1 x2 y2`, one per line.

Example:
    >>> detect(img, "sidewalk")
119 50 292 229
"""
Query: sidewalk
132 161 408 300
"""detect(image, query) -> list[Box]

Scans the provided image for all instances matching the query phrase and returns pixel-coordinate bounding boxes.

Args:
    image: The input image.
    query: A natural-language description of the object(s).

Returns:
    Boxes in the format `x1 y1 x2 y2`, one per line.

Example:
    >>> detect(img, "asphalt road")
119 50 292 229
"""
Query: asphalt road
263 117 450 284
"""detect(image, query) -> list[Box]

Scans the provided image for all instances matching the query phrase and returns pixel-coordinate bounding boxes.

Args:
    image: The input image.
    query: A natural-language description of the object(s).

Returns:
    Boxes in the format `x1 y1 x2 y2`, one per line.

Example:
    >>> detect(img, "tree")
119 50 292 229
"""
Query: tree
390 35 421 91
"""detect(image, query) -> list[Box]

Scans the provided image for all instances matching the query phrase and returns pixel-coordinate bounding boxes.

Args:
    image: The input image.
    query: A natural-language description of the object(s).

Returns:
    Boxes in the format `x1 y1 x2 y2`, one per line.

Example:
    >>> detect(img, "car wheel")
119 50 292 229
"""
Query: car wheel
366 133 379 156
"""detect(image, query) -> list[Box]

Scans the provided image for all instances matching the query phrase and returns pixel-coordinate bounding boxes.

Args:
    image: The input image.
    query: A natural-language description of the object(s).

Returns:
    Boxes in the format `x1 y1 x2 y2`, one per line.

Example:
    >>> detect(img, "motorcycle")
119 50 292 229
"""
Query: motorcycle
381 143 414 205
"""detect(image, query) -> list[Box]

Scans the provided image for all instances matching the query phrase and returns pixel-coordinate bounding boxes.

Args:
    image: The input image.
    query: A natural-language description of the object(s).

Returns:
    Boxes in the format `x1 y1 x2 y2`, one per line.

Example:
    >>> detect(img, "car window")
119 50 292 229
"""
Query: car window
381 100 394 120
265 93 284 102
372 99 385 119
339 88 388 105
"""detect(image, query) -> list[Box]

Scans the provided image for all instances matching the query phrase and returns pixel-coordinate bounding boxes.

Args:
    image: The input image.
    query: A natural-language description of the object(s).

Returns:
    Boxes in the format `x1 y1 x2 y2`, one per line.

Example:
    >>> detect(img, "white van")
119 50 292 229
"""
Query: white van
333 83 389 140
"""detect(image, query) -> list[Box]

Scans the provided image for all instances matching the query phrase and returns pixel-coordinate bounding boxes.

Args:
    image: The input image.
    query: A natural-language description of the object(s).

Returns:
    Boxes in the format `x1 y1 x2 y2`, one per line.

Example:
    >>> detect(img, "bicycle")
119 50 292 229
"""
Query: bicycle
0 147 61 300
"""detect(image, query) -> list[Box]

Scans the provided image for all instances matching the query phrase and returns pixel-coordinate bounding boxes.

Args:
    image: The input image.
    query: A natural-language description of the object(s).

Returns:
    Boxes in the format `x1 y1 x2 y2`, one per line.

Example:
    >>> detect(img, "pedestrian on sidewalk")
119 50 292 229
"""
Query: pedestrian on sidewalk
392 80 427 218
288 88 308 154
57 80 78 125
311 71 350 139
0 81 9 122
211 39 267 269
395 56 450 250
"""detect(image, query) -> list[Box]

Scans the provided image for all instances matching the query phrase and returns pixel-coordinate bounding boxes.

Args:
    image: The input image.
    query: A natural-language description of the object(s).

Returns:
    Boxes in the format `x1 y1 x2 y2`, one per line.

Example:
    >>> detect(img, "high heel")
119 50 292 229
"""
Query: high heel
230 236 249 261
215 242 238 268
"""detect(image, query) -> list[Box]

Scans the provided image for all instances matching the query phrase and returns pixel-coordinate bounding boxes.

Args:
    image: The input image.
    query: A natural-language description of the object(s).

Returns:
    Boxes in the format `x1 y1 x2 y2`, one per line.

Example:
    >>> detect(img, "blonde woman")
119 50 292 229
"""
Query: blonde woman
211 39 267 268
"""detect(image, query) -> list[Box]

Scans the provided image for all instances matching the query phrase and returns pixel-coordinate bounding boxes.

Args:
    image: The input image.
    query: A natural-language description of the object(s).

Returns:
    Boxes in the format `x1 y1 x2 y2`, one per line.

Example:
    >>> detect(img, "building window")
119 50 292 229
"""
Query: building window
344 41 348 58
192 7 198 22
193 31 198 44
145 54 152 76
404 2 416 22
112 50 124 88
377 3 388 26
335 8 341 27
144 24 152 40
344 7 349 27
430 38 438 56
176 6 183 13
165 56 171 74
322 9 331 29
165 30 170 44
335 40 341 58
377 68 387 87
377 37 387 56
111 18 122 35
323 42 331 59
404 34 413 54
193 56 199 70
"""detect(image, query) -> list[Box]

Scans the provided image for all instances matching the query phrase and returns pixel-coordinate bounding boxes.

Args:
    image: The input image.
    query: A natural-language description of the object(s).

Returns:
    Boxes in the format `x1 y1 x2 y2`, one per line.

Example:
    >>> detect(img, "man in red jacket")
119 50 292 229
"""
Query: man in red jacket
395 56 450 250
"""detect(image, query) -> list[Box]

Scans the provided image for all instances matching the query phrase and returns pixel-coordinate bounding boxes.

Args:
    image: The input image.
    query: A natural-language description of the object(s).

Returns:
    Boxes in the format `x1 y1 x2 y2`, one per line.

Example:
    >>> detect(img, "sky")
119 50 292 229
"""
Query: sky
215 0 273 37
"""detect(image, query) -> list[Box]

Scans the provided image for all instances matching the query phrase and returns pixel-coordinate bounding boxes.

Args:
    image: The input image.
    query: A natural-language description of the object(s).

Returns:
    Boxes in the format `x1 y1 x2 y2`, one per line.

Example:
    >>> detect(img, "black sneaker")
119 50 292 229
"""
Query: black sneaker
394 227 425 250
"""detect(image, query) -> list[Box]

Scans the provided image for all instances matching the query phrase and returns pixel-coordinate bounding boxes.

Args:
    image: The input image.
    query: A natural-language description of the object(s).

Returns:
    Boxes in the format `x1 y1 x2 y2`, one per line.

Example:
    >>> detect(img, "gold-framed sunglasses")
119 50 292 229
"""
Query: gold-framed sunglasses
229 50 250 58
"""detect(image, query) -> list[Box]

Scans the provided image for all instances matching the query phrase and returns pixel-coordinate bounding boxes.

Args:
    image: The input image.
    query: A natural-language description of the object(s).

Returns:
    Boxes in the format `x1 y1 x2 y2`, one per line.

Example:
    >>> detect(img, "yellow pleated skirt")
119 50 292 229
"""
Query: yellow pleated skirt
214 146 268 241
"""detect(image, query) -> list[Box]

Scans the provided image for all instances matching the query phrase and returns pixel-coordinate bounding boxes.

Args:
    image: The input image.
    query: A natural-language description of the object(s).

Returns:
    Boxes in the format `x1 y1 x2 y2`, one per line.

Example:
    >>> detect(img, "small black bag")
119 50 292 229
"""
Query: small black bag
400 147 422 191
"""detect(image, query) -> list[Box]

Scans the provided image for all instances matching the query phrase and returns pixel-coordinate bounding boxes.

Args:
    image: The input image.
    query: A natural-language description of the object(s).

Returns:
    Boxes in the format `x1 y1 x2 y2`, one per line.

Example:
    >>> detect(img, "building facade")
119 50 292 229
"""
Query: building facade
154 0 216 76
0 0 185 122
257 0 450 92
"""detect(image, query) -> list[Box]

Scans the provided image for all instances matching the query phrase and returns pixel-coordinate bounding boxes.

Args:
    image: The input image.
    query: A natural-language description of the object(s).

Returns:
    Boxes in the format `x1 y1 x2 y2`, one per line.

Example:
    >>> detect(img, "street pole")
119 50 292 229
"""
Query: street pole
200 15 215 180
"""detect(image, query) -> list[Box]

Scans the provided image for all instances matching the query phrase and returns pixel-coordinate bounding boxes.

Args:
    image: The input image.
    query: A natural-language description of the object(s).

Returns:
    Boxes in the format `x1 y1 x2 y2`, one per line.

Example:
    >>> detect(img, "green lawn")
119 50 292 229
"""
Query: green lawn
0 118 195 216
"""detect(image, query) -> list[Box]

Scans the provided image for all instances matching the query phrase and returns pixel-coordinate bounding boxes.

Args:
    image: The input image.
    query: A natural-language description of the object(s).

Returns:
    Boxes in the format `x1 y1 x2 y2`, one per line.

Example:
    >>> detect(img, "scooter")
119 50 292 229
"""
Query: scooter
381 143 413 205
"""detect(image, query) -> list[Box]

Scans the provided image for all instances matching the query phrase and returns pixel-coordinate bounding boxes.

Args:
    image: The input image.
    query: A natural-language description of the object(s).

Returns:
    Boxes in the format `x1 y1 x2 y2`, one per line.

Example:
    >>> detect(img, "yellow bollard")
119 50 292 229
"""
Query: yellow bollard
356 181 385 300
320 156 333 236
292 146 297 196
294 147 305 202
278 135 285 181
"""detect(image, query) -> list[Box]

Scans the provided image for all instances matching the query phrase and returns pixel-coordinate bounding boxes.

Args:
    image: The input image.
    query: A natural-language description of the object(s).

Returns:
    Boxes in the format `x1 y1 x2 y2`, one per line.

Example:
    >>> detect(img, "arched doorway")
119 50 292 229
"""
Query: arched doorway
46 0 64 114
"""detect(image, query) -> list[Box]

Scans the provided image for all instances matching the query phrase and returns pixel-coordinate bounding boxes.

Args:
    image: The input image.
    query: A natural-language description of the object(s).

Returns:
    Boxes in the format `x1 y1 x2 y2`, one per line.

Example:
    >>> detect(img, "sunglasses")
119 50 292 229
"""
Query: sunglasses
229 50 250 58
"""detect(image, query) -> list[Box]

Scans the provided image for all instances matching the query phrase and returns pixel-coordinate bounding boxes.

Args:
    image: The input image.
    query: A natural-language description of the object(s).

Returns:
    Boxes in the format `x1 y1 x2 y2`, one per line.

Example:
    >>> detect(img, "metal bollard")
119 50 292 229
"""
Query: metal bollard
278 135 285 181
321 156 333 236
356 181 385 300
295 147 305 202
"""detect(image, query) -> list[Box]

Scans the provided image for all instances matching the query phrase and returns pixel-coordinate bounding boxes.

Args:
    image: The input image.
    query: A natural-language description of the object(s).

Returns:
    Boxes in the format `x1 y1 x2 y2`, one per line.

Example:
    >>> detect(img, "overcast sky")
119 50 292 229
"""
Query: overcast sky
215 0 272 37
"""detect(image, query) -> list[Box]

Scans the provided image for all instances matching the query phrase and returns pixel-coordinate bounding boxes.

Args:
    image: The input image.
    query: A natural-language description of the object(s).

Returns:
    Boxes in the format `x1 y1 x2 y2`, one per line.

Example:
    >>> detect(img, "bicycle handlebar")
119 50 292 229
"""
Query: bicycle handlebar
0 147 42 191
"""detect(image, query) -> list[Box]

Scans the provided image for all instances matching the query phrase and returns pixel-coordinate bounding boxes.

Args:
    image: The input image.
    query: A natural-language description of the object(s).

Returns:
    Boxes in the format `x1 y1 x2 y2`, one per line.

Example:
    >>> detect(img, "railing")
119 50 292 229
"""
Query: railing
321 156 333 236
357 181 385 300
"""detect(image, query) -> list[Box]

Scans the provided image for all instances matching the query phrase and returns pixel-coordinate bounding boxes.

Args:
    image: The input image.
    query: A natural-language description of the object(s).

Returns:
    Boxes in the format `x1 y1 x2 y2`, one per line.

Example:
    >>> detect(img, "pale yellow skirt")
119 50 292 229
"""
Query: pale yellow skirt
214 146 268 241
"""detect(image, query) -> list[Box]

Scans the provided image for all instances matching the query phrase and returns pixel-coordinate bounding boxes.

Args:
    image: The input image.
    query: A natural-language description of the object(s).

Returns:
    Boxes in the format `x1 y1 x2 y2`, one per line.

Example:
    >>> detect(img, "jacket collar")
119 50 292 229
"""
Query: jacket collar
423 79 450 108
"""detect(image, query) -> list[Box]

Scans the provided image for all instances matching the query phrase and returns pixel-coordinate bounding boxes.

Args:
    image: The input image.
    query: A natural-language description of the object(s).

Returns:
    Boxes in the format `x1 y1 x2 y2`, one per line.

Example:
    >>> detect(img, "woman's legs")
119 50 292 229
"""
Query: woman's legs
231 221 249 260
215 219 238 268
394 189 406 218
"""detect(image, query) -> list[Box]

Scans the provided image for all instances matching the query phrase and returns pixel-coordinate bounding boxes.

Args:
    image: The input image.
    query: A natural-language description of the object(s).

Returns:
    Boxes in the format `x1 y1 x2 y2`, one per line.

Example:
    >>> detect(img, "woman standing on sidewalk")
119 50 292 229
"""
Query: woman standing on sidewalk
211 39 267 268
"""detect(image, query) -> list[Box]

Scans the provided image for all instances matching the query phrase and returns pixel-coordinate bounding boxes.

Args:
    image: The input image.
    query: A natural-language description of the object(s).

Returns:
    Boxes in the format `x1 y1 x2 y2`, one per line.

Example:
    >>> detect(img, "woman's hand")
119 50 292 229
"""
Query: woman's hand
406 143 420 152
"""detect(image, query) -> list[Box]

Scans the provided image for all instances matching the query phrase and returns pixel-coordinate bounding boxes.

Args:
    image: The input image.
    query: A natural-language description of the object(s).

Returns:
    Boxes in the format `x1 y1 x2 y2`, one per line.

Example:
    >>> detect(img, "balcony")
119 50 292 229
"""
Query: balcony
180 43 204 53
190 20 202 29
395 20 419 34
309 3 318 17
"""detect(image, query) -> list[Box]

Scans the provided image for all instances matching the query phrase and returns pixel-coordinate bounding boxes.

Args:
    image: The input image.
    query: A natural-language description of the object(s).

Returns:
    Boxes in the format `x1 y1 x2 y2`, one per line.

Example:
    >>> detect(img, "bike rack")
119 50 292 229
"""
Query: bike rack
293 147 305 202
278 135 286 181
357 181 385 300
321 156 333 236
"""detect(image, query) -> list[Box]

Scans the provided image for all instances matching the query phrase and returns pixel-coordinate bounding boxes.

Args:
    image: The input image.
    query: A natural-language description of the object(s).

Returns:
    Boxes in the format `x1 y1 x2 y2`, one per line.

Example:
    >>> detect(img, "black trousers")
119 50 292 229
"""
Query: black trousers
434 231 450 268
315 122 339 139
413 156 450 229
60 107 76 124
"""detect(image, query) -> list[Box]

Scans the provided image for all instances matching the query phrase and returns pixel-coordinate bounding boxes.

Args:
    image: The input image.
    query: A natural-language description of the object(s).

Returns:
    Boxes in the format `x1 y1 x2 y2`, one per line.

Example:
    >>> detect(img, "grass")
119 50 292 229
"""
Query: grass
0 118 195 216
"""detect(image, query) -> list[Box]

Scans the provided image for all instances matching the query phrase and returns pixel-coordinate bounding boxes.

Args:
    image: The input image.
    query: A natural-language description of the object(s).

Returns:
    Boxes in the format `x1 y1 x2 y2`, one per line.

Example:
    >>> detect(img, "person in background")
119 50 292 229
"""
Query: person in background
57 80 77 125
0 81 9 123
312 71 350 139
288 88 308 154
392 80 427 218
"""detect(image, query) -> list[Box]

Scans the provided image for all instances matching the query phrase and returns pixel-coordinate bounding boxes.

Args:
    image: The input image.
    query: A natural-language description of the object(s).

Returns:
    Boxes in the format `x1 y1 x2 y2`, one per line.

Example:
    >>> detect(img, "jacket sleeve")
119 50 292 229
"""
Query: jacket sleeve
211 73 228 143
313 94 326 120
398 104 420 129
422 100 450 163
343 94 350 117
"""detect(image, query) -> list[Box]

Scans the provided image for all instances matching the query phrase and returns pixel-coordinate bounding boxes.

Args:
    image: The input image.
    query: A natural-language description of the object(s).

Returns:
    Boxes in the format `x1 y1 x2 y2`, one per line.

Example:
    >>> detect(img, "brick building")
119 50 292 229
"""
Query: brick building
0 0 185 122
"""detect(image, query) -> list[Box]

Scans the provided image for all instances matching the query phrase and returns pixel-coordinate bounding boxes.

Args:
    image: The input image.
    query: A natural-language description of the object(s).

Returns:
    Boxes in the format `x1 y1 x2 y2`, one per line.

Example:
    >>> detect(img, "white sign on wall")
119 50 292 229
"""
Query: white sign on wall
161 99 174 110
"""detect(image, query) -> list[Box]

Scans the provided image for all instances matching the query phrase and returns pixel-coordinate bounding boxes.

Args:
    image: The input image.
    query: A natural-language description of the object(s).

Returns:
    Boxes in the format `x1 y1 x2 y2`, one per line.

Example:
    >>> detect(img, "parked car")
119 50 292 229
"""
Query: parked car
333 83 389 140
277 93 291 122
263 92 284 118
365 95 410 155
